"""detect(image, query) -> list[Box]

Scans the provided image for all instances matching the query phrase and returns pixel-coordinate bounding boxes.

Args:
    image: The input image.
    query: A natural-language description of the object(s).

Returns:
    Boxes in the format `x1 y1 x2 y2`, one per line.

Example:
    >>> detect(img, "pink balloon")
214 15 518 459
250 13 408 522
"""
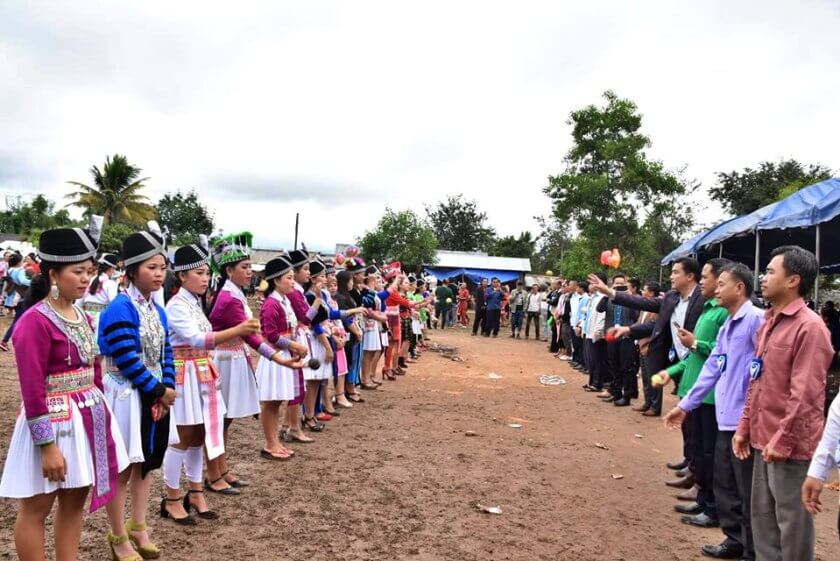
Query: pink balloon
600 250 612 266
334 253 346 265
345 245 359 258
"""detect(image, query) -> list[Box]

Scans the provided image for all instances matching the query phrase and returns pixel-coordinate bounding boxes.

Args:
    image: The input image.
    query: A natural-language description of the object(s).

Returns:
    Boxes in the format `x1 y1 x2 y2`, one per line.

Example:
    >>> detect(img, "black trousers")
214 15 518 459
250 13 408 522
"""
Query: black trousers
524 311 540 338
683 409 696 466
715 430 755 559
472 307 486 335
608 339 636 399
639 355 663 414
693 404 719 519
483 309 501 336
587 339 608 389
571 328 585 366
549 319 562 353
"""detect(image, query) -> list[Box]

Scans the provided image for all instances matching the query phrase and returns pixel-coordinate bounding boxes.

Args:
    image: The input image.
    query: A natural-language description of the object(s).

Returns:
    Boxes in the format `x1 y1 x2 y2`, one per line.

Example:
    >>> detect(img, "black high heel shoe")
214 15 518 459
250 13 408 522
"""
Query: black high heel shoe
303 416 325 432
183 490 219 520
160 496 196 526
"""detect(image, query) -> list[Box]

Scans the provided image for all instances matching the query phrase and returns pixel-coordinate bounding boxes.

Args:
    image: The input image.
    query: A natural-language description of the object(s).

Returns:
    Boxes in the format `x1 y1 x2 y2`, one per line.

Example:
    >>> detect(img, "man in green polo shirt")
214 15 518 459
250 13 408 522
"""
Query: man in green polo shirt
654 258 731 528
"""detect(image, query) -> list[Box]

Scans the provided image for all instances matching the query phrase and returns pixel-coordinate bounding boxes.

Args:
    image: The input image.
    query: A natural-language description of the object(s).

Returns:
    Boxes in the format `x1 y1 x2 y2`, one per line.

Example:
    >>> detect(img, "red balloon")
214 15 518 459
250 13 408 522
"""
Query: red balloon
600 250 612 266
605 331 616 343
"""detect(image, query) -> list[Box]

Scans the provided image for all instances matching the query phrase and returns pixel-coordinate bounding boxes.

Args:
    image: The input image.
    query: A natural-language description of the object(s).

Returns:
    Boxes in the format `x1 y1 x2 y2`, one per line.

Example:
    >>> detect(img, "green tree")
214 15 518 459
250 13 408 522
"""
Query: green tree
544 90 691 277
425 195 495 252
98 223 135 254
358 208 438 272
156 190 214 245
532 215 571 275
488 231 535 260
66 154 156 225
0 194 77 236
709 159 831 216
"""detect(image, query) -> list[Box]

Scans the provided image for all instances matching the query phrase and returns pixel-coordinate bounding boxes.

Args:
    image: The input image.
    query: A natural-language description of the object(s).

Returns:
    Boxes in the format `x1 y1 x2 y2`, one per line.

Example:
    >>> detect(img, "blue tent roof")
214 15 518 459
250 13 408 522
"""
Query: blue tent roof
756 178 840 230
423 266 521 284
696 202 780 250
660 231 707 265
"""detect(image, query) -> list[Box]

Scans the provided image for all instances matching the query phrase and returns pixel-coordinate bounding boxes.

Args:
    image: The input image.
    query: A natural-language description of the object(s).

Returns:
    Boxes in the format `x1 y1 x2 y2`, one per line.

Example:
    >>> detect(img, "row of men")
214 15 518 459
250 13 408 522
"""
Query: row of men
0 220 432 561
541 249 838 560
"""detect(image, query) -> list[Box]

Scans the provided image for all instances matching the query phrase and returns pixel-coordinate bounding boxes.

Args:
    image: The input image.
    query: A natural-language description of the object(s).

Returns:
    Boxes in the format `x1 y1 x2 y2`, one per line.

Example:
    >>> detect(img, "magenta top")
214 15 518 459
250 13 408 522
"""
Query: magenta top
259 293 294 349
14 305 103 425
209 283 274 360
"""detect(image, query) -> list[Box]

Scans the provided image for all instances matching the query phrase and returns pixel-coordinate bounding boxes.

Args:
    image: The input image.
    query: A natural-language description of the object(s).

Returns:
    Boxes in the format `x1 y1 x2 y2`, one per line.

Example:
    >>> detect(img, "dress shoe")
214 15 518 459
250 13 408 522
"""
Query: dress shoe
701 543 744 559
613 398 631 406
676 485 699 501
665 474 695 489
642 409 660 417
675 466 691 477
682 513 720 528
667 459 689 470
632 404 650 412
674 501 702 514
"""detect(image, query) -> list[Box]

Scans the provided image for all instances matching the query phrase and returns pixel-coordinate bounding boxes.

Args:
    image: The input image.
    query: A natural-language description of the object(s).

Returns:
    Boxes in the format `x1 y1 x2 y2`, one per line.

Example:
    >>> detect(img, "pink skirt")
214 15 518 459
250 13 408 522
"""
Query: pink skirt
335 348 348 376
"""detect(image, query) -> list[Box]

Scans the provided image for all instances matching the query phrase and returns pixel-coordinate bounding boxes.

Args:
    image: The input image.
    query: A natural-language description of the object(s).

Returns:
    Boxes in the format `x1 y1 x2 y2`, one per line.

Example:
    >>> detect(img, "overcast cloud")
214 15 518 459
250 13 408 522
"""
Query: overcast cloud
1 1 838 252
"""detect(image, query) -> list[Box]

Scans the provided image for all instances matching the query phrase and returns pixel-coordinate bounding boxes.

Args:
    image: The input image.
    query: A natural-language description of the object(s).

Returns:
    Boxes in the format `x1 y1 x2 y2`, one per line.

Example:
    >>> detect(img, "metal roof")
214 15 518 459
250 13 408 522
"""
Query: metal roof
430 250 532 272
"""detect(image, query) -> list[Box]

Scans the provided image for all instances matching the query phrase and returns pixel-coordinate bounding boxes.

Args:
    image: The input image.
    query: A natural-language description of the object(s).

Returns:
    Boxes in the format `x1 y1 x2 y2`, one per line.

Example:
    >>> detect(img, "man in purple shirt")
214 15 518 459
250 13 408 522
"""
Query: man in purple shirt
734 246 833 561
664 263 763 560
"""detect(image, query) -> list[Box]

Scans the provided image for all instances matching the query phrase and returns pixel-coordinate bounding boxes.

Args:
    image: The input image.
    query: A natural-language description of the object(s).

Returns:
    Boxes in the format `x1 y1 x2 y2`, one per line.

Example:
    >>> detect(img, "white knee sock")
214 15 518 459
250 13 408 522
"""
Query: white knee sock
184 446 205 484
162 447 186 489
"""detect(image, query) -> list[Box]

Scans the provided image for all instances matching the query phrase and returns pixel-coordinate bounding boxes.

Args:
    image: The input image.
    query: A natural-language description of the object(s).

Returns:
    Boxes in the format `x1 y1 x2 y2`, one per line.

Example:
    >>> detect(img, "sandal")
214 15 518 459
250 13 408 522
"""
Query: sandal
323 408 340 417
203 476 241 496
183 490 219 520
125 519 160 559
261 448 292 461
285 430 315 443
360 383 379 390
303 417 325 432
107 532 143 561
221 471 249 488
346 392 365 403
159 497 196 526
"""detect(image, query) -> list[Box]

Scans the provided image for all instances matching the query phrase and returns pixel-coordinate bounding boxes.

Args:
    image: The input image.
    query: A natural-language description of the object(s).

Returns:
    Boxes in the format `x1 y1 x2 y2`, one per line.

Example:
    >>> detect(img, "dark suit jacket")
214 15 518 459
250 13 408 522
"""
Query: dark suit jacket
612 285 706 373
597 295 640 330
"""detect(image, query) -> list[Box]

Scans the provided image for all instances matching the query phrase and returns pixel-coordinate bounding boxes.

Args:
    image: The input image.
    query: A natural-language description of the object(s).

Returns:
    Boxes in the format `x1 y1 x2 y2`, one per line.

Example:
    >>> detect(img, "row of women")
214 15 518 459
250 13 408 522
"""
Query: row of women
0 220 430 561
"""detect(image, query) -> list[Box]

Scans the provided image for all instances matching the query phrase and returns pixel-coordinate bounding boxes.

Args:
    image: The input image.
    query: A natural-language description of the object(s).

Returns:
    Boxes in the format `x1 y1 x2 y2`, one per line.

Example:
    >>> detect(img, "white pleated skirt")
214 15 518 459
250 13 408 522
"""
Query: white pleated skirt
412 318 423 335
303 337 331 381
0 391 130 498
363 327 383 351
255 350 297 401
104 374 179 464
215 348 260 418
172 360 227 460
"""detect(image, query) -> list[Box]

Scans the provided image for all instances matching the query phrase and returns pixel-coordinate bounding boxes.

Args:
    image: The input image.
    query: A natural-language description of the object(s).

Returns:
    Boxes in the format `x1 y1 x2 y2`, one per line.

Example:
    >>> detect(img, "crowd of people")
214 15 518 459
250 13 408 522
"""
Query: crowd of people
0 220 434 561
515 249 838 560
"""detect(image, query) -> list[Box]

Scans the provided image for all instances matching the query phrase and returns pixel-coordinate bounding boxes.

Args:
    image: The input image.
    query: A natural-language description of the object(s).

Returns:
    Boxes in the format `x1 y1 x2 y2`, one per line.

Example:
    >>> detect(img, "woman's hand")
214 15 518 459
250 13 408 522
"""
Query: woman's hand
237 318 261 337
290 341 308 358
41 443 66 482
324 345 334 364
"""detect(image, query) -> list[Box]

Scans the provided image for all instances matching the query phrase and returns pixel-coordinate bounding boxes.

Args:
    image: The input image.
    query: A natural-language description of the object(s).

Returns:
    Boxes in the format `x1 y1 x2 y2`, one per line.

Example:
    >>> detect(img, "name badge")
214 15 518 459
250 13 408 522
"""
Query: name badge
716 353 727 373
668 346 677 363
749 357 763 380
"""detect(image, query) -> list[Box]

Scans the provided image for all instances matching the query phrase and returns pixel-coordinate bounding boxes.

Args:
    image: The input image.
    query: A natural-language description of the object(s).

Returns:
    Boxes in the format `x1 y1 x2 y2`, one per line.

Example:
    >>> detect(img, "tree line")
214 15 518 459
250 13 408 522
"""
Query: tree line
4 92 831 276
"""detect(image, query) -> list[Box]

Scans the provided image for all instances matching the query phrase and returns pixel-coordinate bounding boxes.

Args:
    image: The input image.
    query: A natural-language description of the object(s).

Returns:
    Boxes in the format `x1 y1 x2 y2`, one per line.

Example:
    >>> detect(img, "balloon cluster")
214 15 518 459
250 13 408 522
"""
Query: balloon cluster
334 245 365 270
380 261 402 280
600 248 622 269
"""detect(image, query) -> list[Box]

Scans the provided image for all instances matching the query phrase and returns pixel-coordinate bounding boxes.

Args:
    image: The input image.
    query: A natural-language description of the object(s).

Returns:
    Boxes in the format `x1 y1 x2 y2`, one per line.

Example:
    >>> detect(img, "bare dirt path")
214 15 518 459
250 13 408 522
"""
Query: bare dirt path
0 326 837 560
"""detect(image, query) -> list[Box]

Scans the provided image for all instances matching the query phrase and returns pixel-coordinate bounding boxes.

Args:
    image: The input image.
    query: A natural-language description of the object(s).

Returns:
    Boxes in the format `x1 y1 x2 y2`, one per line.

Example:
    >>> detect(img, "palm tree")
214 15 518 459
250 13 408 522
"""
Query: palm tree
66 154 156 225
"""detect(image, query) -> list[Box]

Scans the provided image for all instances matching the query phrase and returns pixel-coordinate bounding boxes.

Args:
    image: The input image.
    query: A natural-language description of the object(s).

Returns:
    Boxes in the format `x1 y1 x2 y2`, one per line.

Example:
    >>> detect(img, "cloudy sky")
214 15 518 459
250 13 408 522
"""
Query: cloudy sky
1 1 838 252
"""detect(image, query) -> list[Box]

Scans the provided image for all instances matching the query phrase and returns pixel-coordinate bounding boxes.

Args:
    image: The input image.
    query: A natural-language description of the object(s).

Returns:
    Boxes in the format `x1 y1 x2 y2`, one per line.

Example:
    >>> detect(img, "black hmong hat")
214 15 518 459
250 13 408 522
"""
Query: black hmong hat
309 259 326 277
38 215 103 264
365 265 379 277
288 249 309 268
407 274 417 284
173 241 210 272
265 256 293 280
324 259 336 275
347 257 367 273
123 221 167 267
98 253 120 269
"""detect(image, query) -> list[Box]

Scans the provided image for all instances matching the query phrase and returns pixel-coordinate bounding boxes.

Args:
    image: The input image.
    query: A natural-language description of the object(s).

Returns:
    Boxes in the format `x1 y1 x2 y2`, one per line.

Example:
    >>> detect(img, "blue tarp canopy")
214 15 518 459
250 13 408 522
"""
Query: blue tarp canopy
423 267 521 284
661 178 840 269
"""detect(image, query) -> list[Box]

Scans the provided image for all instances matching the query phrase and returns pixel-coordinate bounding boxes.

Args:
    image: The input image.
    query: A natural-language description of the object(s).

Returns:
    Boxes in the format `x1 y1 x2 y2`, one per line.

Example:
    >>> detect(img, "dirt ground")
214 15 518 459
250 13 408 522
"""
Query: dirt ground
0 323 838 560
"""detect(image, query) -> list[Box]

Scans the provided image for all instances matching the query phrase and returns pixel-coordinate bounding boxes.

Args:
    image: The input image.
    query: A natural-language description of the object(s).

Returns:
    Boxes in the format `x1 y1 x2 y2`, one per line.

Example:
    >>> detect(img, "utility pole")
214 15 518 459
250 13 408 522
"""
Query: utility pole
293 213 299 250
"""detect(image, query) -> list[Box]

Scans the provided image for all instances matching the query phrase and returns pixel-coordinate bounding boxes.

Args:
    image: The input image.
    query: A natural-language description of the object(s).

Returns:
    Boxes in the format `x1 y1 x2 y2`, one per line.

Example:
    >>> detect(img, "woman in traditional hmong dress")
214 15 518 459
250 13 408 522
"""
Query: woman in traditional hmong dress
0 224 129 561
98 224 178 561
79 252 120 333
255 257 309 459
206 233 298 487
326 273 352 408
360 271 387 387
159 242 262 521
